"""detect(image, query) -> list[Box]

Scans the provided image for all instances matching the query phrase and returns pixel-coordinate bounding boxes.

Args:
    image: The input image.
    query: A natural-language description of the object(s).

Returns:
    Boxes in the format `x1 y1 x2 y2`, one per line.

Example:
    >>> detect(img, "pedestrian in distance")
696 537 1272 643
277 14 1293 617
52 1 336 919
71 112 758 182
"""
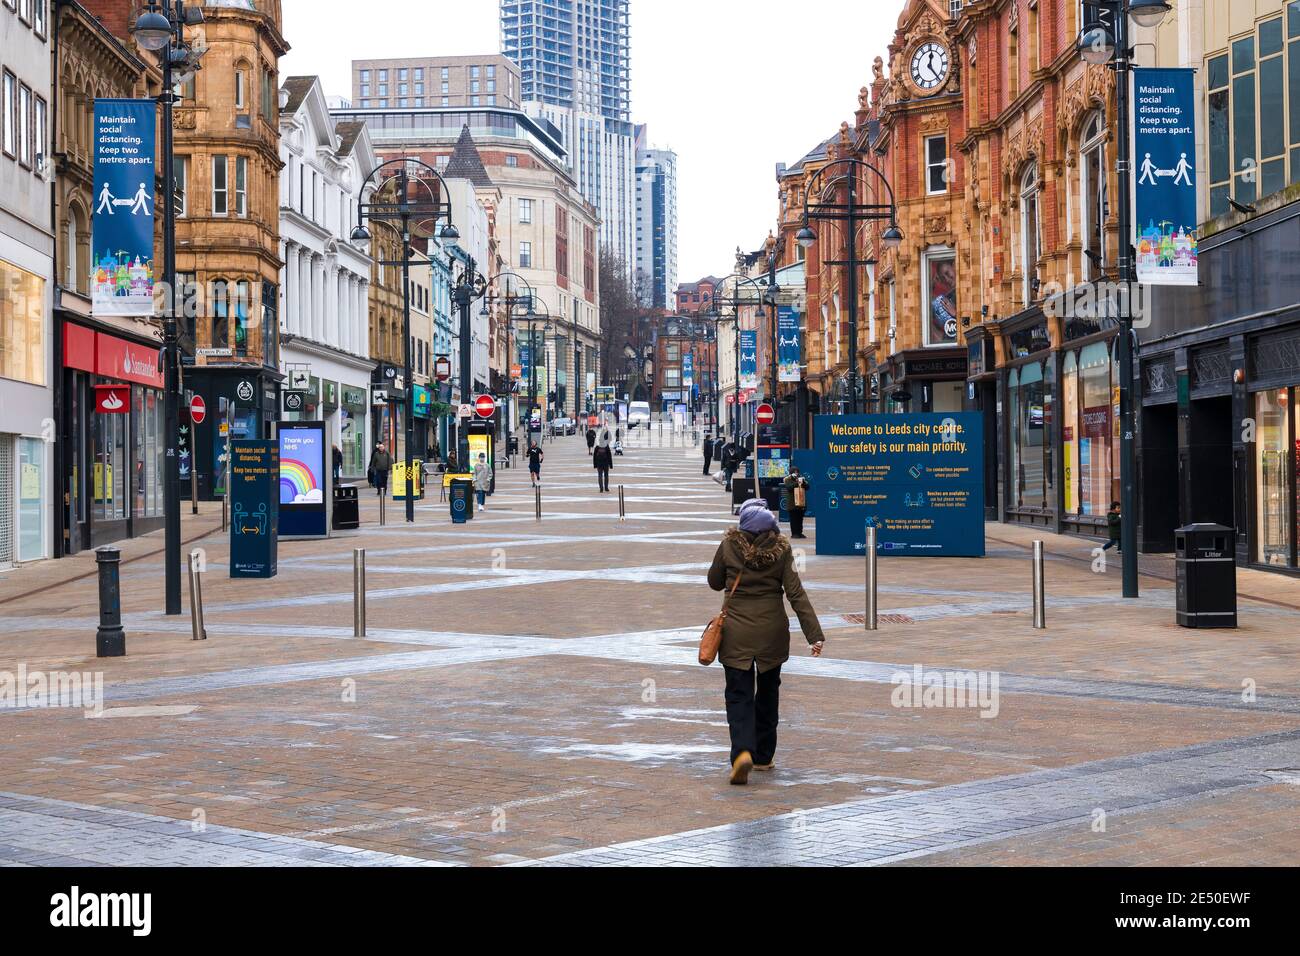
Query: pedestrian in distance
332 444 343 482
527 441 544 486
783 466 810 539
586 426 597 456
707 498 825 785
368 443 392 497
720 440 737 491
1103 501 1122 552
593 440 613 493
702 432 714 476
473 453 493 512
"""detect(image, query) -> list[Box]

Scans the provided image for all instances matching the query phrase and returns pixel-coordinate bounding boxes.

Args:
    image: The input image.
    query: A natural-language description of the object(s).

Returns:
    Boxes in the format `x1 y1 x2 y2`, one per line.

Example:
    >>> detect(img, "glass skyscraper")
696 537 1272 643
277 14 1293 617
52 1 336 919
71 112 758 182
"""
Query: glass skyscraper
502 0 636 265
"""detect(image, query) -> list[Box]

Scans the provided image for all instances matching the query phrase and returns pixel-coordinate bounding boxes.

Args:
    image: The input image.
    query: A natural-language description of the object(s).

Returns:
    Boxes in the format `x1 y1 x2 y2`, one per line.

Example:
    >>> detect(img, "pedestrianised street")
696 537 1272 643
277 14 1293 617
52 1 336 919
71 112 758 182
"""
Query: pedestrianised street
2 432 1299 868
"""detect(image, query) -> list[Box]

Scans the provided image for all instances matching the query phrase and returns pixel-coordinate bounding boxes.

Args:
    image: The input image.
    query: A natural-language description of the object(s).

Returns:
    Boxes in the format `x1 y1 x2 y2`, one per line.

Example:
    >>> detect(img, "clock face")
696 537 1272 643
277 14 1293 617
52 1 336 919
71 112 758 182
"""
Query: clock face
910 41 950 92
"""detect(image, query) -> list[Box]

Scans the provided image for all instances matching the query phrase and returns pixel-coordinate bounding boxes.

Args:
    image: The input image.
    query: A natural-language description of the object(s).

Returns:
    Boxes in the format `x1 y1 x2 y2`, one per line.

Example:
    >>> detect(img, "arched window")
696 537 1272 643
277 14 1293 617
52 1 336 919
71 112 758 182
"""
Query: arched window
1080 112 1107 281
1020 162 1040 304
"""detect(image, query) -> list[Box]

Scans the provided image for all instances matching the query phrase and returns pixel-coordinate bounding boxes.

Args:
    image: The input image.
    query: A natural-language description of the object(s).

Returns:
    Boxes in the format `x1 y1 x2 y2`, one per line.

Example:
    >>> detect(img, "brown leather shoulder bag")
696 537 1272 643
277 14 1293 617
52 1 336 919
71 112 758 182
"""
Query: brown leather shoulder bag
699 572 742 666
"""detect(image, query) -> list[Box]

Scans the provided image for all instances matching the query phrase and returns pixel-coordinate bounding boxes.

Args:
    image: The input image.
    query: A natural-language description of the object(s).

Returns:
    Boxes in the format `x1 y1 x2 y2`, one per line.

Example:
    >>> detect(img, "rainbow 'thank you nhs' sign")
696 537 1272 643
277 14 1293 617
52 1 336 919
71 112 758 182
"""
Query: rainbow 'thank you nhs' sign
278 422 330 538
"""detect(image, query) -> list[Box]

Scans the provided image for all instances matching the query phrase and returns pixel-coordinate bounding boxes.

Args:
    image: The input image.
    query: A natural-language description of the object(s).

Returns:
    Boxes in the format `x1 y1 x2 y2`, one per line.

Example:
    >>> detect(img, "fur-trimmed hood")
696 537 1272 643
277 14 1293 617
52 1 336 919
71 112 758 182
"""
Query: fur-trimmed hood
722 527 789 571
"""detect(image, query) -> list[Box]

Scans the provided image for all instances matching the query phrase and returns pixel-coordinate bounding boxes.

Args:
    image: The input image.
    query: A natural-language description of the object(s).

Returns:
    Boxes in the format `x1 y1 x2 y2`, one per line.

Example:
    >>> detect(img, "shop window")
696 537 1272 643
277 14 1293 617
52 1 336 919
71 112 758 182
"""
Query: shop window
17 436 45 561
1009 361 1049 510
0 259 45 385
1254 387 1294 566
1077 342 1114 517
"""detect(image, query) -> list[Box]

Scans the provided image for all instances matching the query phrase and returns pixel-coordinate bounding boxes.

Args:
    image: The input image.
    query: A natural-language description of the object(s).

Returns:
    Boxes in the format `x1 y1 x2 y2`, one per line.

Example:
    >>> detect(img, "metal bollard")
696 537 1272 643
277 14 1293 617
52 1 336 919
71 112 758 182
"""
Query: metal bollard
618 485 626 522
221 495 228 533
379 490 387 527
1032 540 1046 629
864 525 878 631
191 467 199 515
188 550 208 641
95 547 126 658
353 548 367 638
535 485 542 521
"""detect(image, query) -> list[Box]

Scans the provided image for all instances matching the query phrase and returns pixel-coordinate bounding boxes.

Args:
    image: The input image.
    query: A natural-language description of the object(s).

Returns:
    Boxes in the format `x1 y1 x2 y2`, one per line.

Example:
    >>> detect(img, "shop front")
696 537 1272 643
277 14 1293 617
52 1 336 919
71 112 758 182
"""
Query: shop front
1138 195 1300 573
185 366 280 501
879 348 968 415
59 320 167 553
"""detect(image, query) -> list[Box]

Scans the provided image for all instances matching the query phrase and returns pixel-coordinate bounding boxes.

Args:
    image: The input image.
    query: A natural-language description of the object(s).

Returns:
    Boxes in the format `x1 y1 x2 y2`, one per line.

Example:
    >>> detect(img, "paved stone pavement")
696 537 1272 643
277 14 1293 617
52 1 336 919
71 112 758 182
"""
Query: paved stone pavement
2 426 1299 866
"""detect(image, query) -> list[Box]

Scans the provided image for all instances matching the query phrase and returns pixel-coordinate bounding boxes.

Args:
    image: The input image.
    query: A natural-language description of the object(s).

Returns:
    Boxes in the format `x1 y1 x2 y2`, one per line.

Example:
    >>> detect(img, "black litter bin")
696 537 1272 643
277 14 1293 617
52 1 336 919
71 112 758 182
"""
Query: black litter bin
333 485 360 531
449 478 475 523
1175 523 1237 628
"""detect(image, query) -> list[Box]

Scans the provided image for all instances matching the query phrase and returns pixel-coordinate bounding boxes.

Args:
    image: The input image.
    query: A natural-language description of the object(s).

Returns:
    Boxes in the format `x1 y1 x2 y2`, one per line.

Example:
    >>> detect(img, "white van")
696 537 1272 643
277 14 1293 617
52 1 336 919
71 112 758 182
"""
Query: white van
627 401 652 429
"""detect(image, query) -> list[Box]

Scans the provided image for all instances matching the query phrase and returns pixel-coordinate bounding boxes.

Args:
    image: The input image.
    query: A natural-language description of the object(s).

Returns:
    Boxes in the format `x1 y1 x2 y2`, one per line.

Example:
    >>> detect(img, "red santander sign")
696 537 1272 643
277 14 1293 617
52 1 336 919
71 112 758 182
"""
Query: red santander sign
474 394 497 419
94 384 131 414
756 403 776 425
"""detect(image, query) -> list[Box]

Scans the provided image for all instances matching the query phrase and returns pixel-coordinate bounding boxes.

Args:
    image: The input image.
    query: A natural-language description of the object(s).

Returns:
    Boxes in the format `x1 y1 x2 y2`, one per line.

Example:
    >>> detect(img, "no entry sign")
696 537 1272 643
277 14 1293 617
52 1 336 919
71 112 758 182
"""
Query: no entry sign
756 403 775 425
435 355 451 382
189 394 207 425
475 394 497 419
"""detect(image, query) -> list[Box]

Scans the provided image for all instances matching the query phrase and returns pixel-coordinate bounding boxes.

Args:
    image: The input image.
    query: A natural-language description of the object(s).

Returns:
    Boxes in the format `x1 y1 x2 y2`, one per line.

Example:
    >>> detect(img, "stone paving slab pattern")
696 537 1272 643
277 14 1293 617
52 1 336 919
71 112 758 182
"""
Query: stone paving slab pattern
2 427 1299 866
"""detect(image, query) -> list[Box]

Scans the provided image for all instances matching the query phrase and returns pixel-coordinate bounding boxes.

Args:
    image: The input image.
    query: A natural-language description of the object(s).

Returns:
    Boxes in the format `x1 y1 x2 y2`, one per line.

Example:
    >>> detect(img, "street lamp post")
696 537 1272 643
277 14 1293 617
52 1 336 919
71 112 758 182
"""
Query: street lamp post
796 159 902 415
1078 0 1171 599
706 273 765 439
450 252 487 465
132 1 207 616
488 271 535 458
350 159 459 523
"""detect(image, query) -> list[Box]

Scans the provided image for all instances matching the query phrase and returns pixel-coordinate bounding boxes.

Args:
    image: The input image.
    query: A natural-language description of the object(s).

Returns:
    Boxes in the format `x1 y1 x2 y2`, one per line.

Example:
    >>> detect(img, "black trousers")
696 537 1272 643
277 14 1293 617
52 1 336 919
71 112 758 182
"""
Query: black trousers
597 468 610 492
789 507 806 537
703 456 712 475
723 662 782 765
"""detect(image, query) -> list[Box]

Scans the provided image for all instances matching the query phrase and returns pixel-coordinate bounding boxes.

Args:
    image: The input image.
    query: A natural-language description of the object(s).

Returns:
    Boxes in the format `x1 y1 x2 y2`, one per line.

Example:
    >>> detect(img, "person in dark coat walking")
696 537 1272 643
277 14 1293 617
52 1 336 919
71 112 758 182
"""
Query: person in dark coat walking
783 466 810 539
586 427 597 455
720 440 737 491
702 433 714 476
527 442 544 486
368 443 393 497
332 444 343 481
593 441 613 493
708 499 825 785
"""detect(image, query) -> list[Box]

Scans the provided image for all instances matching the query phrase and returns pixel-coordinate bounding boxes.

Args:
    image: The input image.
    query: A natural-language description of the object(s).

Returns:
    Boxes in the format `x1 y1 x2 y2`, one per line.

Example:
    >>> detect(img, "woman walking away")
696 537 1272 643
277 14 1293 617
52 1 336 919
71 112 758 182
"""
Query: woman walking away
593 440 613 493
473 453 492 512
708 499 825 785
586 426 597 456
527 441 544 487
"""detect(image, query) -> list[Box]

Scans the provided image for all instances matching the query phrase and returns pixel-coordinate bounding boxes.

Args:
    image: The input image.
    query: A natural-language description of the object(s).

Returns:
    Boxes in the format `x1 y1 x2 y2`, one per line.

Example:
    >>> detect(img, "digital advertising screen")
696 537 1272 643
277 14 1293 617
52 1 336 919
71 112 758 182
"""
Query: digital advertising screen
278 421 329 538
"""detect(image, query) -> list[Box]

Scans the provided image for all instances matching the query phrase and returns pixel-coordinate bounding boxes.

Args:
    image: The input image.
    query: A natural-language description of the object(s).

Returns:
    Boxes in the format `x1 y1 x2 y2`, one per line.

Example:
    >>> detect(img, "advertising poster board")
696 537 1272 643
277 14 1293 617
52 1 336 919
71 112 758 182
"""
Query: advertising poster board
808 413 985 557
91 99 156 317
1133 67 1198 286
230 440 279 578
278 422 329 539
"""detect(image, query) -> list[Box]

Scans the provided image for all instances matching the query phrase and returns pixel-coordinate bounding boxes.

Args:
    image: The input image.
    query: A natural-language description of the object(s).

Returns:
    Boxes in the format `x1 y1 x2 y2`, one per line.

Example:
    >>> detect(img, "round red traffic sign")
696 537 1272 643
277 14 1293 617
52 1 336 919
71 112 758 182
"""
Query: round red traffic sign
435 356 451 383
474 394 497 419
189 394 207 425
756 403 775 425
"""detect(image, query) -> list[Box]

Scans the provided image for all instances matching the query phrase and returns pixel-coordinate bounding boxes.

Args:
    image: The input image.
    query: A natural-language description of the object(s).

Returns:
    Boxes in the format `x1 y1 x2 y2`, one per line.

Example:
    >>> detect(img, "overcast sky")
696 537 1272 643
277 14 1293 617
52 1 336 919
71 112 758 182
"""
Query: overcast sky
280 0 898 282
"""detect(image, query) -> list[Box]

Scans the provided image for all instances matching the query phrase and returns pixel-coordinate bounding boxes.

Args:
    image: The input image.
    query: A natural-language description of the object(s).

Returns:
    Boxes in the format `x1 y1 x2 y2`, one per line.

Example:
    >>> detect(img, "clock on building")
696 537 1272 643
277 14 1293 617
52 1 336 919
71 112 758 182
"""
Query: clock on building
910 41 950 92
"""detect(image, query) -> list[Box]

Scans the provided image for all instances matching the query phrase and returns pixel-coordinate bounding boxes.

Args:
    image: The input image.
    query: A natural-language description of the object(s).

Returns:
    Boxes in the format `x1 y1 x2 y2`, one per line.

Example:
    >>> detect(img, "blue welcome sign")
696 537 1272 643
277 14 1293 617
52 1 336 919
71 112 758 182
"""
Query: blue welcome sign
808 413 985 557
91 99 156 316
1133 68 1198 286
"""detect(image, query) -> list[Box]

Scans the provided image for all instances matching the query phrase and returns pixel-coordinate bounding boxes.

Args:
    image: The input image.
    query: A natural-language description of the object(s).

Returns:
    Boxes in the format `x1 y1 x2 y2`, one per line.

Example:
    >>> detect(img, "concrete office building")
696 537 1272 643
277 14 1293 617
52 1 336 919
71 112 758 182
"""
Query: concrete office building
351 54 521 111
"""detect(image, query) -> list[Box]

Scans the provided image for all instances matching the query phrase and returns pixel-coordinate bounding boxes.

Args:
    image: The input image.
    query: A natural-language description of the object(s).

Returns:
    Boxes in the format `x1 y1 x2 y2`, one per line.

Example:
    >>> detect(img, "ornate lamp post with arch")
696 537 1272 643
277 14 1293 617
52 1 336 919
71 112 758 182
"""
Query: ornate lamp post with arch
350 158 459 523
795 157 903 416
